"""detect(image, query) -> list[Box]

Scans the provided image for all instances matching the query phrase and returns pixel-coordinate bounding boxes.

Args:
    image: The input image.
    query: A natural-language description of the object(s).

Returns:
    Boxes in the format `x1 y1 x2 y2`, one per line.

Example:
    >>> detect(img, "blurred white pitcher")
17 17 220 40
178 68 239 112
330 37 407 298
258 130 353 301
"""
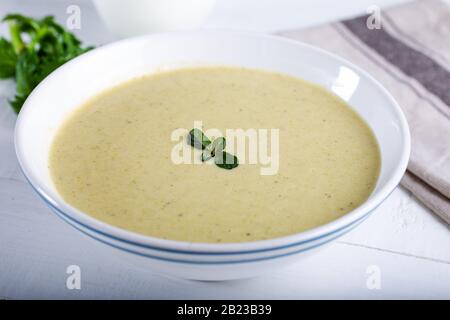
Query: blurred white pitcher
93 0 216 38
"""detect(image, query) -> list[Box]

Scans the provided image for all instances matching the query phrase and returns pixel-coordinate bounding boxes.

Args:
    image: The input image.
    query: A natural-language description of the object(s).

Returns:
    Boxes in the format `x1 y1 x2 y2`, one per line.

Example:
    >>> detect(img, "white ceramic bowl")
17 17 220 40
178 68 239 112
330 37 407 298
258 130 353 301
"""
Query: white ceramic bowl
15 31 410 280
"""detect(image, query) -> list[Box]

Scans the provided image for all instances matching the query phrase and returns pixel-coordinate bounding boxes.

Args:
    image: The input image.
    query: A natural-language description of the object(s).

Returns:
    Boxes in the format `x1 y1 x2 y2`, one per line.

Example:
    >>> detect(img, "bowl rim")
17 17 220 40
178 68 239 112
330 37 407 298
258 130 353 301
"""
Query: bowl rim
14 30 411 254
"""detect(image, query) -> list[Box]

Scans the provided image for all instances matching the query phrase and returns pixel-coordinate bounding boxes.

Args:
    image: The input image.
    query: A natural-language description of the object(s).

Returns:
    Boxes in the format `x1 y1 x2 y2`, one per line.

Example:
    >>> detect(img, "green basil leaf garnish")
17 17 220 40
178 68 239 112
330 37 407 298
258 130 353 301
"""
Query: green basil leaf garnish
201 148 214 162
211 137 226 155
214 151 239 170
201 136 226 162
188 128 211 150
187 129 239 170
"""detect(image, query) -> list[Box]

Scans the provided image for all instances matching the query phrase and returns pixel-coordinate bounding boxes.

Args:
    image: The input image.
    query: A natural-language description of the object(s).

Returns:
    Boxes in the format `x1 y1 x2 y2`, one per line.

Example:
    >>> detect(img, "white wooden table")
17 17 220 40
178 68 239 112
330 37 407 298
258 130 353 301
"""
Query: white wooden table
1 0 449 299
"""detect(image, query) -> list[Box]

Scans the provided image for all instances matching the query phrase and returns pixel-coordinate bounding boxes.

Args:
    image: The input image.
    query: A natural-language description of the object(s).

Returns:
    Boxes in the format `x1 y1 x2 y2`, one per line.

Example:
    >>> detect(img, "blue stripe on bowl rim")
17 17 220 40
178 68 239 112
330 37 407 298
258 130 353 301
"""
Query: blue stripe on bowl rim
22 167 391 257
52 204 366 265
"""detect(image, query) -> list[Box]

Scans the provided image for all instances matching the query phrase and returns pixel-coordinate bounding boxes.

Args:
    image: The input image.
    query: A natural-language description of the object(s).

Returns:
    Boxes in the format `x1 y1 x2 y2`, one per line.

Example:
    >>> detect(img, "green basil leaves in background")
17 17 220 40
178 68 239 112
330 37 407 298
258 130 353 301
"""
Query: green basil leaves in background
0 38 17 78
188 129 239 170
0 14 93 113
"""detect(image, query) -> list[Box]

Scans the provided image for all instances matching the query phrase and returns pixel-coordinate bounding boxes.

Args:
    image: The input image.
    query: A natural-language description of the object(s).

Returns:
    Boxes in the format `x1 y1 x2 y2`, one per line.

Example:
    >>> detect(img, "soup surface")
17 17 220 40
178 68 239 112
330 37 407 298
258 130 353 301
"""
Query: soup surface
50 67 380 243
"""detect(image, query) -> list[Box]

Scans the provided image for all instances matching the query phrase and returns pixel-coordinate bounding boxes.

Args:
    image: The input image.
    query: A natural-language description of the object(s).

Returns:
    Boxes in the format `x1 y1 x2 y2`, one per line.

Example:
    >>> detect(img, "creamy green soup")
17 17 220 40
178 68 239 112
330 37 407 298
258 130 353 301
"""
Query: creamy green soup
49 67 380 243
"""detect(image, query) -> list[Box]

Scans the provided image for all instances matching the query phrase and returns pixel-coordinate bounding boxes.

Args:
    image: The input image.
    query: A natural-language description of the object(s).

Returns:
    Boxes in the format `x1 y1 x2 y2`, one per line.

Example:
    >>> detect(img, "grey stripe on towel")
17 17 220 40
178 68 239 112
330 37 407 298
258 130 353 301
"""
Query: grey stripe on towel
341 15 450 107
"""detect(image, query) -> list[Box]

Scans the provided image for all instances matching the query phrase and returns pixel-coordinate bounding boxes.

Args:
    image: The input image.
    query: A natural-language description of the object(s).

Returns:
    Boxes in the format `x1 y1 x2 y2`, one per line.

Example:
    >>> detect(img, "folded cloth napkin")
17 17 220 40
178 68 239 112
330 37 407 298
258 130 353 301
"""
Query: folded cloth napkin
279 0 450 225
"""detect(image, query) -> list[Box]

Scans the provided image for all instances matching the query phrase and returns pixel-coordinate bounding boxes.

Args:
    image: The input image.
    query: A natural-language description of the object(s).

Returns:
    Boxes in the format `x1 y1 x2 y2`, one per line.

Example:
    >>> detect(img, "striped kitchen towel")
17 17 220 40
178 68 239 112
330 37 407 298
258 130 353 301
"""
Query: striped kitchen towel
279 0 450 224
